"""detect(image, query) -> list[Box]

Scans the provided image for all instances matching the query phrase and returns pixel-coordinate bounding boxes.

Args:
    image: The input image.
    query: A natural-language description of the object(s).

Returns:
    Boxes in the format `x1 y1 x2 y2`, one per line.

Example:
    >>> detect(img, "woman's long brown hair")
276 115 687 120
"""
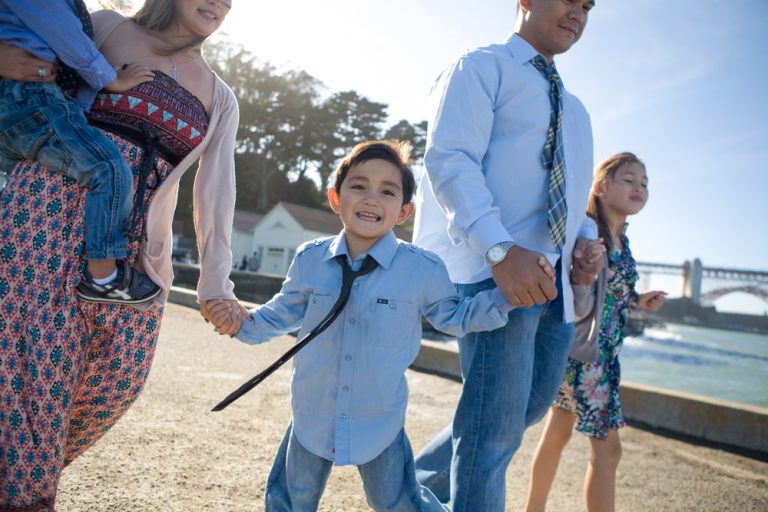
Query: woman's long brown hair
132 0 206 54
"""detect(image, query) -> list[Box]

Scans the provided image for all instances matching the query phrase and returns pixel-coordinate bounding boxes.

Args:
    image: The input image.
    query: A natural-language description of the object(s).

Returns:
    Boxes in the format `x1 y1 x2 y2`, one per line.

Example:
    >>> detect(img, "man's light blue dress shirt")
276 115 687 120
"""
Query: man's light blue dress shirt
237 231 511 465
0 0 117 109
414 33 595 322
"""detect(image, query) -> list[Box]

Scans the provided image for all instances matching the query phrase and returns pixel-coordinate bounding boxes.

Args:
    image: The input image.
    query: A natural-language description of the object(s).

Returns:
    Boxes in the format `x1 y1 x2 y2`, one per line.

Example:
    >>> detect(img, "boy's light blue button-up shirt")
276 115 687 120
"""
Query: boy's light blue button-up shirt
414 33 595 322
237 231 511 465
0 0 117 109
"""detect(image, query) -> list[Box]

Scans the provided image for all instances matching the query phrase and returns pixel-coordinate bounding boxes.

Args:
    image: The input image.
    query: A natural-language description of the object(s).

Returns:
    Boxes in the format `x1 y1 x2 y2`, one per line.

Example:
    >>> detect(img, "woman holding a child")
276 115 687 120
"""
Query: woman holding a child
0 0 243 508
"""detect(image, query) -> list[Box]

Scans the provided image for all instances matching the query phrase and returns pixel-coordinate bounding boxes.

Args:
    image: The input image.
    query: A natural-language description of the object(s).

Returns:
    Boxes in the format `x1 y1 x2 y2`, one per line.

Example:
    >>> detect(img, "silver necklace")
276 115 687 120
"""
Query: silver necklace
169 53 202 81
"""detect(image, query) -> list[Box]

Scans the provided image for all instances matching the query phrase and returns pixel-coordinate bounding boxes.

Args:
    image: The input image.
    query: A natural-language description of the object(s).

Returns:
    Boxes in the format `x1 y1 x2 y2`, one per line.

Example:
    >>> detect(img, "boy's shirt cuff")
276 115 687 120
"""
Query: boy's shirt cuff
234 310 268 345
490 287 515 315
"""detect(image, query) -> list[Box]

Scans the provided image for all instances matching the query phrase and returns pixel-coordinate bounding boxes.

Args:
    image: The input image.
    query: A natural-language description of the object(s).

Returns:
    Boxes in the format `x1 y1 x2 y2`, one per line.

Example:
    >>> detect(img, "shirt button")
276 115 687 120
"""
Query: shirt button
339 413 347 420
342 385 349 391
349 318 356 324
345 354 352 361
353 282 359 288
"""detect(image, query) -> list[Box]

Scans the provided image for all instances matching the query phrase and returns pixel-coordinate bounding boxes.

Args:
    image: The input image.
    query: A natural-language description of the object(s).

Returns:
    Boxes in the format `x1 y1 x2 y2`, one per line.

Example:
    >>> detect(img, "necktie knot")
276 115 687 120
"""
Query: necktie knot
335 254 378 284
530 55 561 84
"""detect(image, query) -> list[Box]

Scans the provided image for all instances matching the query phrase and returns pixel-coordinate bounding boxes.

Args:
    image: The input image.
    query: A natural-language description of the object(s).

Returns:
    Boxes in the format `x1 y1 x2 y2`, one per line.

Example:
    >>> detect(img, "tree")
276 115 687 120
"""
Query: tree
174 40 411 220
384 119 428 164
206 42 325 211
314 91 389 196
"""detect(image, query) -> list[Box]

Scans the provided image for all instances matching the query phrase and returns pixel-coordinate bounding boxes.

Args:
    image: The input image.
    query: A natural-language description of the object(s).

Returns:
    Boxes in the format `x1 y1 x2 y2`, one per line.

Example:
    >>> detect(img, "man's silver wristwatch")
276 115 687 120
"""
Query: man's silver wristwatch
485 241 515 267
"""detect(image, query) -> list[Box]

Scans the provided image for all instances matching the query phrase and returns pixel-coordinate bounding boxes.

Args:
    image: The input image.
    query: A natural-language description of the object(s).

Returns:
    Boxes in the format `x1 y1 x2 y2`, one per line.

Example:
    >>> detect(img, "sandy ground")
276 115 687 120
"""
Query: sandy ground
56 303 768 511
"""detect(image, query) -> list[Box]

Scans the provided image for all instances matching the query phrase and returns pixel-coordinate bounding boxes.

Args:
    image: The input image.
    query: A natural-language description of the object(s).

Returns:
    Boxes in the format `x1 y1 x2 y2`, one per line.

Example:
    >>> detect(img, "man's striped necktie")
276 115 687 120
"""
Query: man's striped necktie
531 55 567 251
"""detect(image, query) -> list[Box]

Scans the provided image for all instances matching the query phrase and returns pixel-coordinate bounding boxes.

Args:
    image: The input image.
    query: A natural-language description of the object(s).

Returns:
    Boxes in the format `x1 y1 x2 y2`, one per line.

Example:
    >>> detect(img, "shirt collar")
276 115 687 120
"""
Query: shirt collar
504 33 550 67
324 230 399 270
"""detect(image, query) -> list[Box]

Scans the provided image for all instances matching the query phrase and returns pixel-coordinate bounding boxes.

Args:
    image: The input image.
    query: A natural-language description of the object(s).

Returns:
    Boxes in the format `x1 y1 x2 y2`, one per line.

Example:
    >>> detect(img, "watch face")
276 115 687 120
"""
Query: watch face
488 246 505 263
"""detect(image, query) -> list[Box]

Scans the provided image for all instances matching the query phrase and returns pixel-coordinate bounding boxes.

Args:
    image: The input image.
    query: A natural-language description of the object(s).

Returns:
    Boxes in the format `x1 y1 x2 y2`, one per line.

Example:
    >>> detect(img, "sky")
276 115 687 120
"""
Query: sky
186 1 768 313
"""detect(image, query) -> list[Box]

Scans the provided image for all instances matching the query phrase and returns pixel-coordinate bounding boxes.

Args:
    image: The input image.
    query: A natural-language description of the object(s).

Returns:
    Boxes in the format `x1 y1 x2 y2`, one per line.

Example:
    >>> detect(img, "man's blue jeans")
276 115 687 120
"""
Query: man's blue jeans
414 275 574 511
0 80 132 260
265 422 448 511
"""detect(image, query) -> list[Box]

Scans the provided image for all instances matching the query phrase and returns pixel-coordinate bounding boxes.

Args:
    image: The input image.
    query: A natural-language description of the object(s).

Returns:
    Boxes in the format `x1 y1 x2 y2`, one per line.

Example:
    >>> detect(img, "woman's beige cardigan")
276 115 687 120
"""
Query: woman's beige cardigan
92 10 238 308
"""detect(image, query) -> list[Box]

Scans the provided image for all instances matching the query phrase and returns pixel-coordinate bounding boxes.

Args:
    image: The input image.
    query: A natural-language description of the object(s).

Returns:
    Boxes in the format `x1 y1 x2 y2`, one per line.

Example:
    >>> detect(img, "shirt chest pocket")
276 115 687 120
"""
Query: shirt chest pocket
366 298 421 364
296 291 337 372
302 291 336 334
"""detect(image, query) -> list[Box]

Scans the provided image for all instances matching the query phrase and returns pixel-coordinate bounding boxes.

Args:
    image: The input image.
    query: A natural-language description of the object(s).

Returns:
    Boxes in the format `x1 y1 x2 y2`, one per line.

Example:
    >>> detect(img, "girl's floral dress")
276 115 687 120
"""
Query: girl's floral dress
554 234 639 440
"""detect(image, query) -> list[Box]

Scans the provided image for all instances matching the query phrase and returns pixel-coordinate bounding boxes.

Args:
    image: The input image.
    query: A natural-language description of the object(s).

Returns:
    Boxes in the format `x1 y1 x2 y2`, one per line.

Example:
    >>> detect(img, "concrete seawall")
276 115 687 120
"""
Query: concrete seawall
412 340 768 456
169 285 768 457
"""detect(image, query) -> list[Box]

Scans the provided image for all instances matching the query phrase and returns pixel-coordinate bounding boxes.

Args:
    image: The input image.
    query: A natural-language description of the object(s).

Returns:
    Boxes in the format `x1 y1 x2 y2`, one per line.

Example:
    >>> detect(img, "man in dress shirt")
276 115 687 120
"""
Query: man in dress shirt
232 141 513 511
412 0 602 510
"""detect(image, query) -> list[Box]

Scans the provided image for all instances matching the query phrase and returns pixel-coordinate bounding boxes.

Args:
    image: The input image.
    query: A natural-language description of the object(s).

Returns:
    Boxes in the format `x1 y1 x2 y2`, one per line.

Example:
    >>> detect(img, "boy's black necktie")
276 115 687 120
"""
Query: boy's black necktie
212 255 378 412
56 0 96 93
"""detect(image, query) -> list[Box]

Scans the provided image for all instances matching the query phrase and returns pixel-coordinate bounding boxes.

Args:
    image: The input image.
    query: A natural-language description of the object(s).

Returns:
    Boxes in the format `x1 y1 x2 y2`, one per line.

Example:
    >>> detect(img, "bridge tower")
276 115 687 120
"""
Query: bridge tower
682 258 703 304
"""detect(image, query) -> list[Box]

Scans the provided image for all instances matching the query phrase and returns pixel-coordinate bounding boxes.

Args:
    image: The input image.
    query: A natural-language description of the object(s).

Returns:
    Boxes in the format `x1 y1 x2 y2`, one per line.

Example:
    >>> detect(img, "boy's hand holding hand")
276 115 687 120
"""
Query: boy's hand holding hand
106 63 154 92
200 298 250 337
492 245 557 307
638 291 667 312
571 237 606 285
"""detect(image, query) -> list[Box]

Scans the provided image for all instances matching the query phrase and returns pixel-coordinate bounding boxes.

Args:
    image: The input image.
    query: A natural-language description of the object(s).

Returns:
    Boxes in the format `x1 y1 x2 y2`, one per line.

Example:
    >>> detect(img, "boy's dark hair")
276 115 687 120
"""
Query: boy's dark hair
332 140 417 205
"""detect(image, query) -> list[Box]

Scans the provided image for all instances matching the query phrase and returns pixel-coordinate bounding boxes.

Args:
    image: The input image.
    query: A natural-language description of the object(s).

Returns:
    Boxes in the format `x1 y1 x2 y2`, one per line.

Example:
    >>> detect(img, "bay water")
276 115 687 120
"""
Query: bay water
431 323 768 409
622 323 768 409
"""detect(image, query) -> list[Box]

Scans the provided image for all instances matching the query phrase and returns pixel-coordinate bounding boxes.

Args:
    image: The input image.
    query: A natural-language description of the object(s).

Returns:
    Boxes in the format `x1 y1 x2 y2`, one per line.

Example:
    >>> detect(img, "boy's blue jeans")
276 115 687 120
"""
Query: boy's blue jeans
265 422 448 511
414 274 574 512
0 80 133 260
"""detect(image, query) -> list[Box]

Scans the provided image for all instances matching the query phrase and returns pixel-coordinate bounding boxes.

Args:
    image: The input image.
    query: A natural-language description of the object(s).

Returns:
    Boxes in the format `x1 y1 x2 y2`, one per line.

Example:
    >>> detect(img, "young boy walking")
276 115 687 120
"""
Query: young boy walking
0 0 159 305
224 140 513 511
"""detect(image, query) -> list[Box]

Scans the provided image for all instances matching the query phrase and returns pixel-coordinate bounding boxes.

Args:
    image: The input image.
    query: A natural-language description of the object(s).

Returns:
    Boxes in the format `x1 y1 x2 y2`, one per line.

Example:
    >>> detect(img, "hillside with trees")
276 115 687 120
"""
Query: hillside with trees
173 40 427 228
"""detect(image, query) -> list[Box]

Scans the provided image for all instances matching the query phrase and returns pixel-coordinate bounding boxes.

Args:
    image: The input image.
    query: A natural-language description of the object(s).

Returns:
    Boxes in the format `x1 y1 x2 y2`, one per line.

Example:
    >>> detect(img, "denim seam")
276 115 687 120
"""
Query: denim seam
25 119 55 162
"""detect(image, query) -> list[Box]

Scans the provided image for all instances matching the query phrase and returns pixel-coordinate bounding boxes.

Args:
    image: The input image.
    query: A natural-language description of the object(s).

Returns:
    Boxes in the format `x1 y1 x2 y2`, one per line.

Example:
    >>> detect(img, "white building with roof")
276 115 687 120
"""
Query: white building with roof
242 202 411 276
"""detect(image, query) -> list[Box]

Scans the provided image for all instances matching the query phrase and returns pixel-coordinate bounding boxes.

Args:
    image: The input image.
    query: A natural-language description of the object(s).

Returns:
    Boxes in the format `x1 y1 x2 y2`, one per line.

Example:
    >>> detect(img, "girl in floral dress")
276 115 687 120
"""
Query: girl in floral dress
524 152 667 512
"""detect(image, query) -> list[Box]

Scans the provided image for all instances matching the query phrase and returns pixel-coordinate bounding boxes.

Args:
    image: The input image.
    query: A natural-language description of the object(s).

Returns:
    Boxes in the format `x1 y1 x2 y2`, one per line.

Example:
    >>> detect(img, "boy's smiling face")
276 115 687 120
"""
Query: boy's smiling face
328 159 414 259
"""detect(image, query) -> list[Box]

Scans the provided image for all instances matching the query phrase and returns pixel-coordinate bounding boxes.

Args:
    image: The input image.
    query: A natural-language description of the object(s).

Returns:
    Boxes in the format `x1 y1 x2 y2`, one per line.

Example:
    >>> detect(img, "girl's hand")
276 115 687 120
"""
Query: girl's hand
638 291 667 312
200 299 250 337
571 237 606 285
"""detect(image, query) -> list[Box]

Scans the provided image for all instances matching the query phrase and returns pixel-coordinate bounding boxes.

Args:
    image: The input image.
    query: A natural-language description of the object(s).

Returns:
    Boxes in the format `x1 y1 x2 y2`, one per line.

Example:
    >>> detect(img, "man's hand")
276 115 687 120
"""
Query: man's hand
570 237 606 285
0 42 56 82
492 245 557 307
638 291 667 312
200 298 250 337
105 63 154 92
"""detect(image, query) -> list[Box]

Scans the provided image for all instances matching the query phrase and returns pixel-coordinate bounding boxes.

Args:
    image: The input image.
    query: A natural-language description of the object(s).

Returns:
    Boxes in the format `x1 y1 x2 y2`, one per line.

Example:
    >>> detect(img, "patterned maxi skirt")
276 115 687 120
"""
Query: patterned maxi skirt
0 132 169 510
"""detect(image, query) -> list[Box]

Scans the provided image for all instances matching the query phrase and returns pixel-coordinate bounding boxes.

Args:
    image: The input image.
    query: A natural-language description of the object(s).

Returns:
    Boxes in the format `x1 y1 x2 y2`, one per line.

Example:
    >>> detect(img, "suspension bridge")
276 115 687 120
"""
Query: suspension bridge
636 259 768 306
